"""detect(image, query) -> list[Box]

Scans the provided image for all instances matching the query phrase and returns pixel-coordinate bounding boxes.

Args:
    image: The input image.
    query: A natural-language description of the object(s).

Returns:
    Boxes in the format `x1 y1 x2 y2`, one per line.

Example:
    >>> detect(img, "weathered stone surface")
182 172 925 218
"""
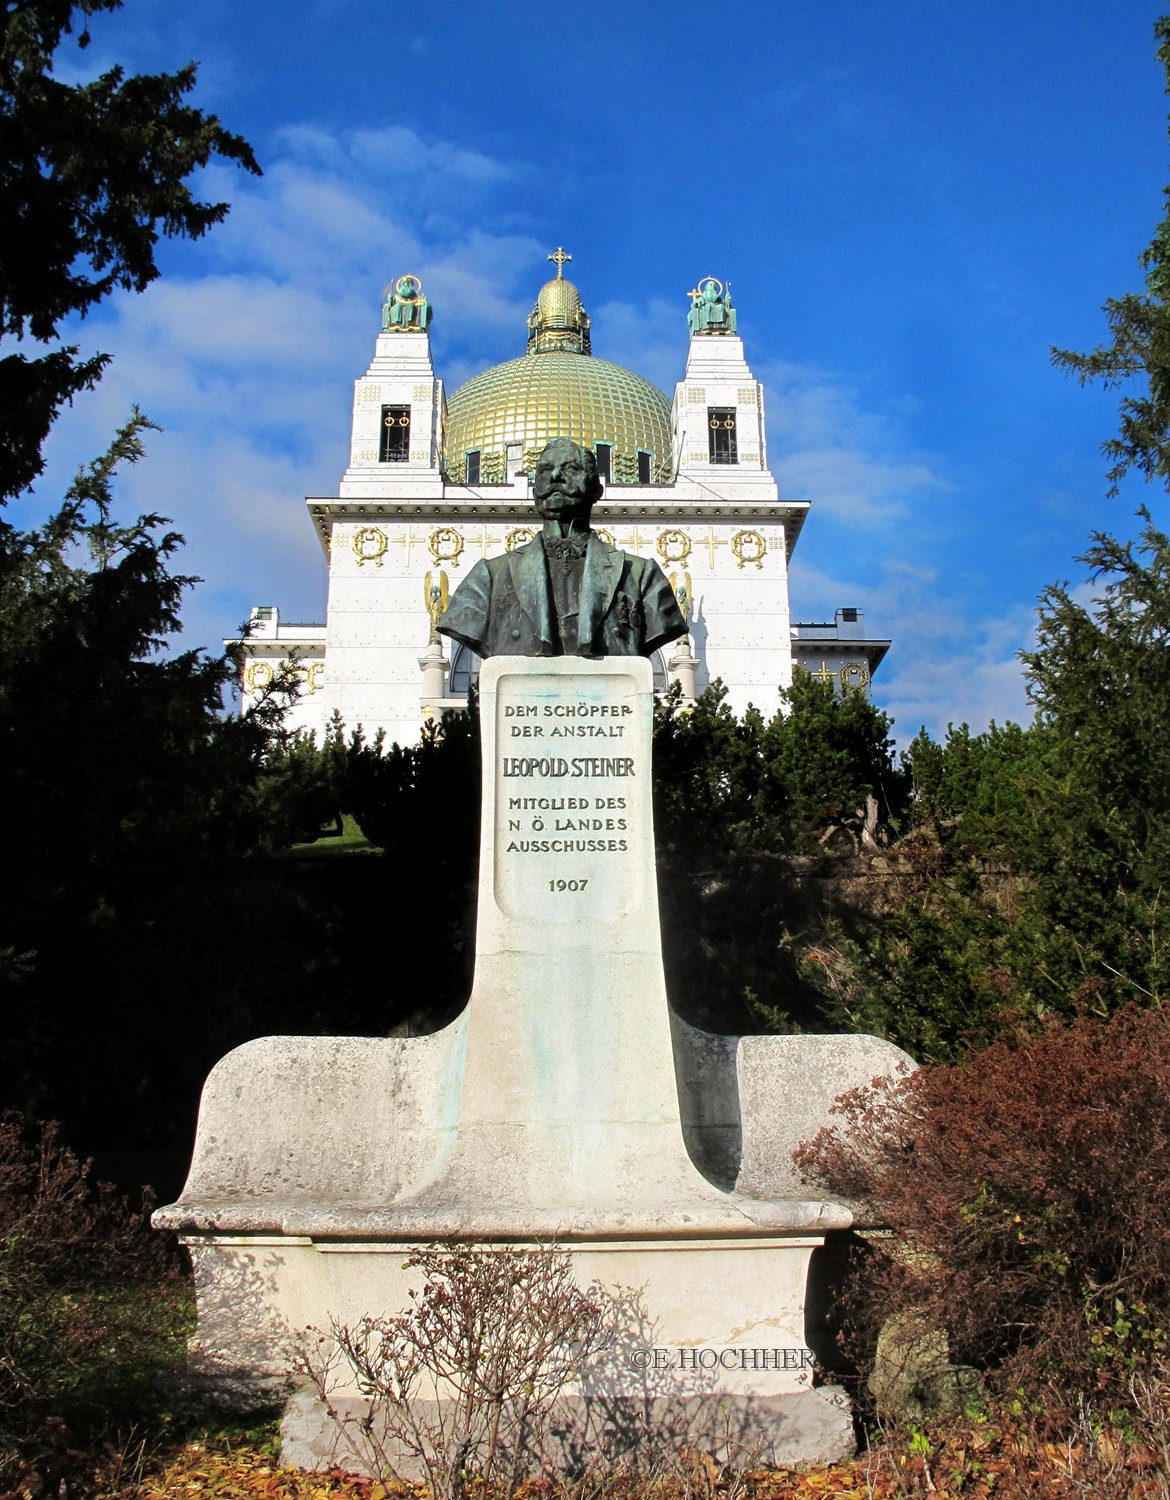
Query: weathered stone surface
158 1025 909 1237
155 1030 466 1231
869 1311 986 1422
671 1021 913 1200
281 1387 855 1475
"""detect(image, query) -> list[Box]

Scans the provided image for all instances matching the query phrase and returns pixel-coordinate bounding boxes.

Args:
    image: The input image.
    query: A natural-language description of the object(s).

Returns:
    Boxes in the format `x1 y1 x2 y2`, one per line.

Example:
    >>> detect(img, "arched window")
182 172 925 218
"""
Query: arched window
448 643 482 698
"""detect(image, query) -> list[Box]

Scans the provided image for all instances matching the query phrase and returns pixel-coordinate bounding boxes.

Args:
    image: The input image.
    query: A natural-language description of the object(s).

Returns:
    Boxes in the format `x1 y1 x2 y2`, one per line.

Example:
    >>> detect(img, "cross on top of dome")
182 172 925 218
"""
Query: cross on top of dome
548 246 572 279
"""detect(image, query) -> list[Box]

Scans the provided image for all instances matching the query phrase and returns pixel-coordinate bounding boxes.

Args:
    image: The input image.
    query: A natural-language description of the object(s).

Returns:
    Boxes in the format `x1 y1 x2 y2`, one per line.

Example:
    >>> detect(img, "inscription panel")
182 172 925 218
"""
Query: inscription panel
493 670 644 923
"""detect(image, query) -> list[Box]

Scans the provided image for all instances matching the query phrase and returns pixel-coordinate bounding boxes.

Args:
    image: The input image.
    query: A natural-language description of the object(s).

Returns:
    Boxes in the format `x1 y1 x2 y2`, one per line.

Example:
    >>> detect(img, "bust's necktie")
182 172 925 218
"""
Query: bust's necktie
542 530 587 655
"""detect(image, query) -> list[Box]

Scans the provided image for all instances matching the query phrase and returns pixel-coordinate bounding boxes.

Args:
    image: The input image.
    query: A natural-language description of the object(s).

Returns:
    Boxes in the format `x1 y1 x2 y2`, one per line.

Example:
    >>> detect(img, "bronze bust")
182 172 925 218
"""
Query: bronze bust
438 439 686 660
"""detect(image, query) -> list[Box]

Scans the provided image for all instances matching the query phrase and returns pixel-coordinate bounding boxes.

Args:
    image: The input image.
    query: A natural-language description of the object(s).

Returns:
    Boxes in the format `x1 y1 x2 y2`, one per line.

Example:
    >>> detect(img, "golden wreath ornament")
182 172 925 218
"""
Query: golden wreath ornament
731 529 766 570
657 528 692 566
352 526 389 567
244 661 274 692
429 527 464 567
304 661 324 695
505 527 536 552
593 526 615 547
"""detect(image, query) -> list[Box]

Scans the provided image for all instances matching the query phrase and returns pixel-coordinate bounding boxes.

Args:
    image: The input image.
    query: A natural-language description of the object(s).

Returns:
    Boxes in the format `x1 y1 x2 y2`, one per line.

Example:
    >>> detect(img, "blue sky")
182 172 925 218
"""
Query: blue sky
25 0 1170 744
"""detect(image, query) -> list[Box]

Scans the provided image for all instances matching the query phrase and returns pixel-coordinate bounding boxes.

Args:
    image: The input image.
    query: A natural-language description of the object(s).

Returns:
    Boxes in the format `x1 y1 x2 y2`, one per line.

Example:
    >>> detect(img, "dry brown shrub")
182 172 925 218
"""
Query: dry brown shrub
295 1245 607 1499
0 1113 182 1484
794 1007 1170 1422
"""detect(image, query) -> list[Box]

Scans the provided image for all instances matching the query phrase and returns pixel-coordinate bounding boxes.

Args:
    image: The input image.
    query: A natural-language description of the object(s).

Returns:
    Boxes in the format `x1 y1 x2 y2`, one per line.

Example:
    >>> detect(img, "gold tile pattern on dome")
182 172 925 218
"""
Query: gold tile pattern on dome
444 352 673 486
538 278 582 326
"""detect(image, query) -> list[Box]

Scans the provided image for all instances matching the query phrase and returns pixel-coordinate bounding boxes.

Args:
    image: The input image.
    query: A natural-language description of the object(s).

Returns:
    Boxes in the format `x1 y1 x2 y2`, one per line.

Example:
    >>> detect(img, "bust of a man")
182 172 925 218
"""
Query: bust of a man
438 438 686 660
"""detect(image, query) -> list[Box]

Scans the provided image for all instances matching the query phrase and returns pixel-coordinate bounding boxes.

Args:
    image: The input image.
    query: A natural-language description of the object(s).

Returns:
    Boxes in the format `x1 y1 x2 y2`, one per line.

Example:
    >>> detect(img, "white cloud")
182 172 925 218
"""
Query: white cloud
348 127 516 187
756 354 1039 740
879 607 1034 747
759 356 951 522
592 298 685 393
793 552 1034 747
776 447 940 523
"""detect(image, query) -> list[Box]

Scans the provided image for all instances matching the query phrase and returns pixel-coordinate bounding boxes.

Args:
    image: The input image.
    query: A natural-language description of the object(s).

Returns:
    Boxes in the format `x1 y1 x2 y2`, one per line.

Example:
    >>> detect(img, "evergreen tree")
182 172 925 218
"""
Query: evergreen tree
1018 516 1170 1004
0 0 259 505
650 677 910 1033
0 5 273 1156
1051 17 1170 494
0 414 300 1140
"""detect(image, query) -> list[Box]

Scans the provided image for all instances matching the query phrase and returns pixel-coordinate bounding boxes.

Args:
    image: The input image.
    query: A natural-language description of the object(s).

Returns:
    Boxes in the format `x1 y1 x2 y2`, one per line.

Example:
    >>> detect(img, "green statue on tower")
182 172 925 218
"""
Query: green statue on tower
687 277 736 335
381 274 432 332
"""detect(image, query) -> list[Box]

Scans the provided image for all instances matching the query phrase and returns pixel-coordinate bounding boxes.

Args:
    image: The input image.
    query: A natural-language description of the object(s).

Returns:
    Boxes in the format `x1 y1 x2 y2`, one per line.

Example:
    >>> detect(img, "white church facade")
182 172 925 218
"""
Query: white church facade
237 254 888 746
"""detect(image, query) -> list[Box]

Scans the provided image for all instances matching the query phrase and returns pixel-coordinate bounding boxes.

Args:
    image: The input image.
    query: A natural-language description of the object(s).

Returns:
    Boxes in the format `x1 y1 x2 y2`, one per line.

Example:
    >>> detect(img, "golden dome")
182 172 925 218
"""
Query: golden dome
445 265 673 487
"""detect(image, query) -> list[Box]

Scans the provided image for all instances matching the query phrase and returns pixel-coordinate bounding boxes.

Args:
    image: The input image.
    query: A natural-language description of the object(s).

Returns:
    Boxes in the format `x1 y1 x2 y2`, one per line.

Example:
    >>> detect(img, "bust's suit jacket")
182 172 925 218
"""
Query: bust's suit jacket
438 531 686 659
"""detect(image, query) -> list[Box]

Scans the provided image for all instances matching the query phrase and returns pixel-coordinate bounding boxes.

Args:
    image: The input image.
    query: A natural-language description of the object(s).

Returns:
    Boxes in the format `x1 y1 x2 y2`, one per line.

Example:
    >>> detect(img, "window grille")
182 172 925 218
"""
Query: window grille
707 407 738 465
380 405 410 462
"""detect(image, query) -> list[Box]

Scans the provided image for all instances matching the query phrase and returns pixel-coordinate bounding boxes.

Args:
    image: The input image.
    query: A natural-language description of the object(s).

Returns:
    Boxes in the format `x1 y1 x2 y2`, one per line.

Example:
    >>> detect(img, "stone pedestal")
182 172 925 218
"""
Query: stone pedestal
418 640 448 710
156 659 914 1469
667 642 700 701
408 656 746 1230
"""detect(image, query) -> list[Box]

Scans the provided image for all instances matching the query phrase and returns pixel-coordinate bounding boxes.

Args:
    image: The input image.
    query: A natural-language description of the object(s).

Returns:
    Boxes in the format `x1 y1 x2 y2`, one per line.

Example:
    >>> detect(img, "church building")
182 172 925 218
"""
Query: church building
237 252 888 745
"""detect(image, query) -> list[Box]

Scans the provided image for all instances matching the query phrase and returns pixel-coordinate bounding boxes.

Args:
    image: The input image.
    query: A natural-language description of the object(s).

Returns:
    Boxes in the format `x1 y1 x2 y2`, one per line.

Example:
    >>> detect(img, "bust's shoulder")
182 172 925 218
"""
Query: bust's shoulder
617 548 666 582
477 547 522 578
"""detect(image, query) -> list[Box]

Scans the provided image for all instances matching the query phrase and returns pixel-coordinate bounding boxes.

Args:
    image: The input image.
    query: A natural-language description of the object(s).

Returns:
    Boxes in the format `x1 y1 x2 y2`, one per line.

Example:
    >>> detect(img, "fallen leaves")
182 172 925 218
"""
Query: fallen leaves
111 1425 1170 1500
128 1443 407 1500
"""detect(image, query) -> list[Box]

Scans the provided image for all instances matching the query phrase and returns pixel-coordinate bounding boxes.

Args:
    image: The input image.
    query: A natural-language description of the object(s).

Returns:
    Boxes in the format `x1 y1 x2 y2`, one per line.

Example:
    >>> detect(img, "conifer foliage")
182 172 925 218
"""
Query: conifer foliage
819 518 1170 1060
0 4 276 1151
1052 20 1170 495
0 412 300 1144
0 0 259 504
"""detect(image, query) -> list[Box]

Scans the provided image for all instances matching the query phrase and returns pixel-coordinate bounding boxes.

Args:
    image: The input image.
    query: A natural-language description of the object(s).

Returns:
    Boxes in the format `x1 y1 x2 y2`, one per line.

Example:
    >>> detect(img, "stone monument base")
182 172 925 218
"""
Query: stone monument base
165 1024 908 1471
186 1230 854 1470
157 660 911 1471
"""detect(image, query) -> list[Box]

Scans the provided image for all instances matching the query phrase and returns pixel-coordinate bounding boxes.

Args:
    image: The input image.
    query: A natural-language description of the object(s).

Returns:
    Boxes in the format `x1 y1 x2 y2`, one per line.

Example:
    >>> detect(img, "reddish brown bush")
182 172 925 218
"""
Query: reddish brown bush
794 1008 1170 1419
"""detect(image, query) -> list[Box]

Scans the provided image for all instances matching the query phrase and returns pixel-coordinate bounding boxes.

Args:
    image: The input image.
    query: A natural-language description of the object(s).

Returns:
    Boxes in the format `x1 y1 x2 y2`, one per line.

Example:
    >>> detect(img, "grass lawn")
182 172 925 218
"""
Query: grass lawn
283 814 380 859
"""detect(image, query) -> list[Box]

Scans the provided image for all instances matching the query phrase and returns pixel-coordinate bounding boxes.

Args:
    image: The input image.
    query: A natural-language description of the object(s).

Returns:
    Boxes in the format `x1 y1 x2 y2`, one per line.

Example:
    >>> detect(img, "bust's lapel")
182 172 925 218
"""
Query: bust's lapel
579 534 622 653
508 540 554 652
